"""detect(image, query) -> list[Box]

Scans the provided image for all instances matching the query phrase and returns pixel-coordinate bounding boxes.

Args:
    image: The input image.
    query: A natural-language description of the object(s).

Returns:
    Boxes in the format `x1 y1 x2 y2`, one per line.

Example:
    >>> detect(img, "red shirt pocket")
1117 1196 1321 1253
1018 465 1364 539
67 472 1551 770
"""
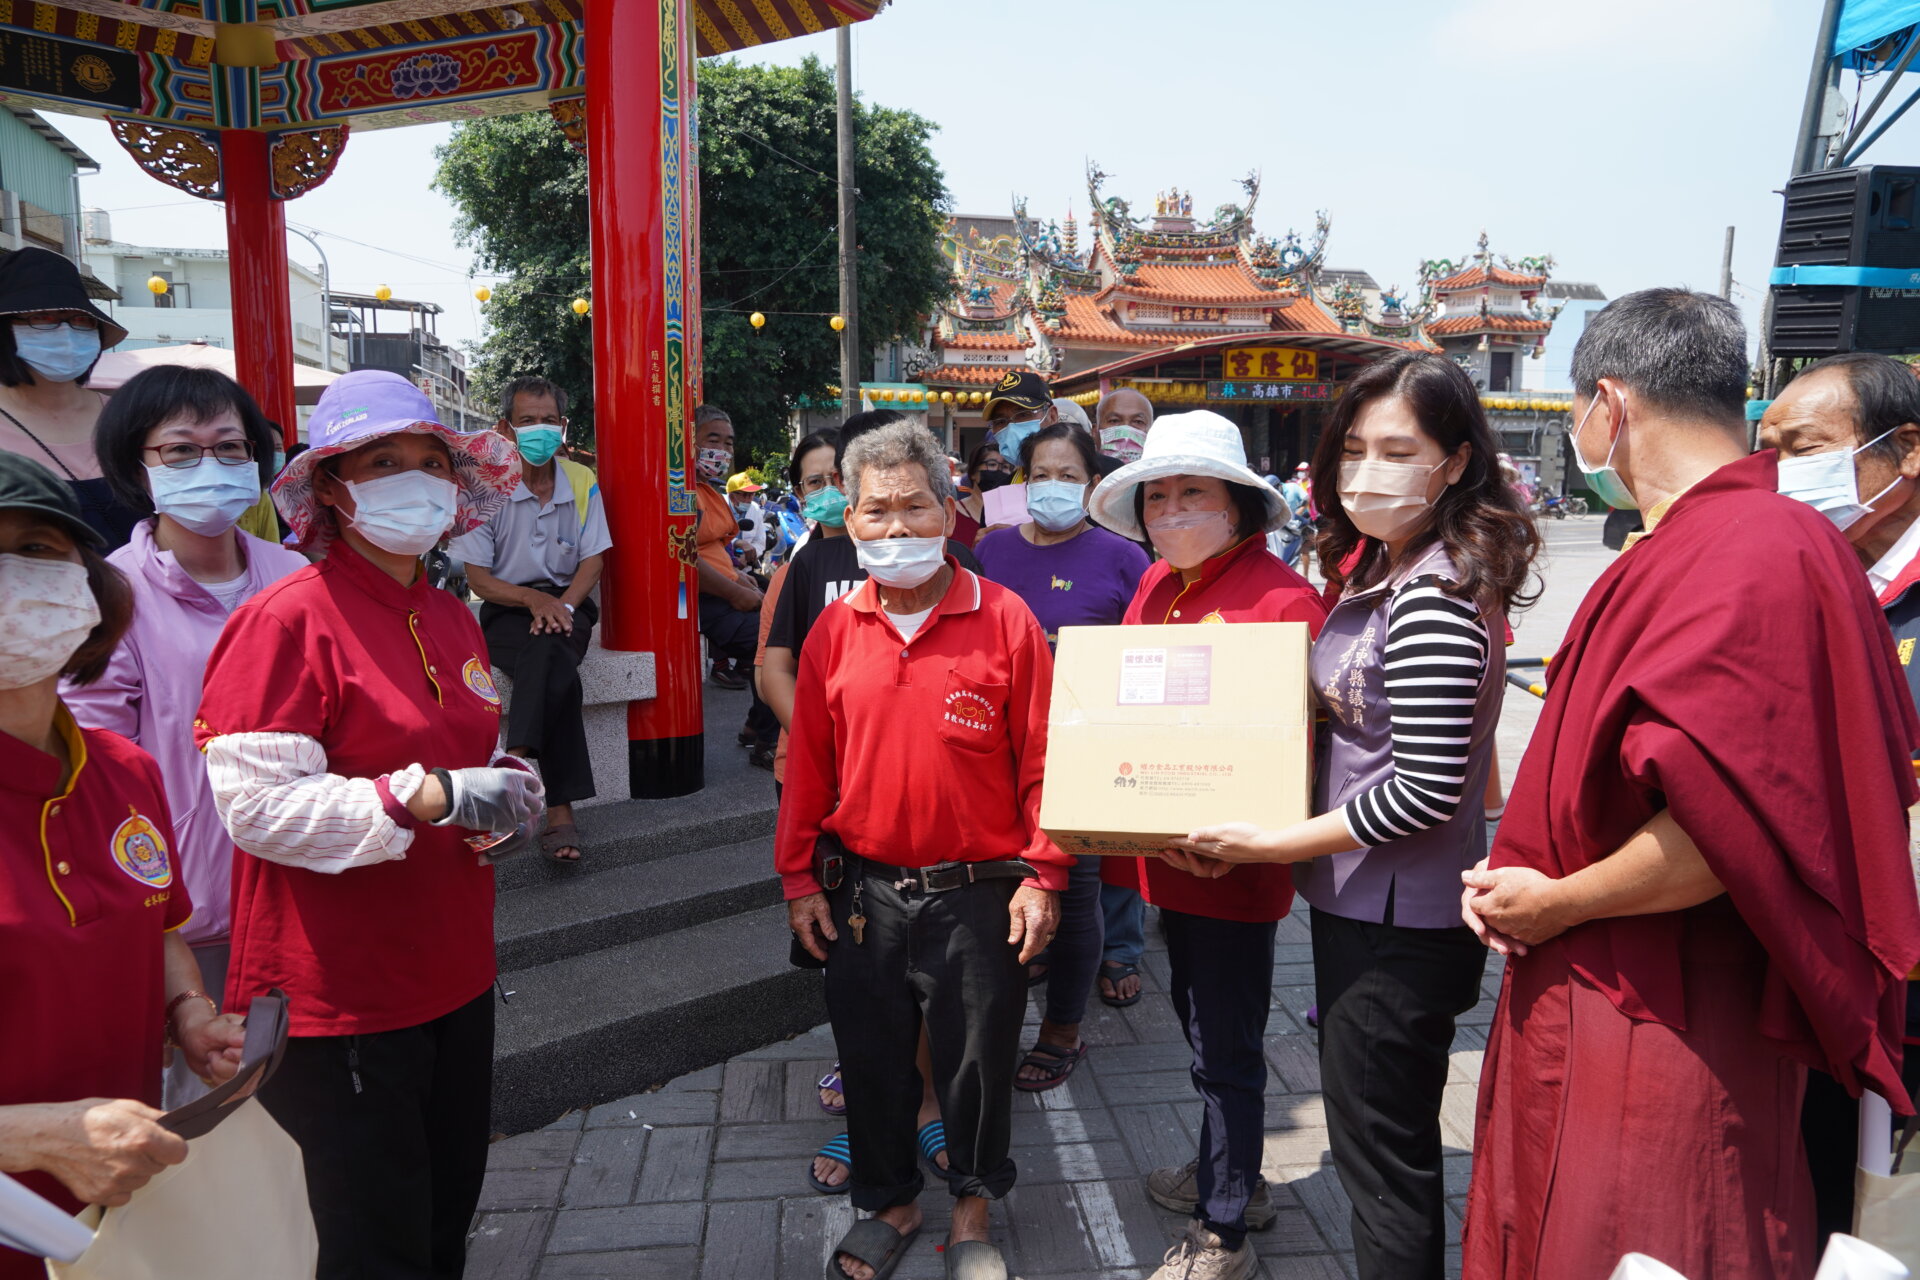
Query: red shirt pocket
937 672 1008 753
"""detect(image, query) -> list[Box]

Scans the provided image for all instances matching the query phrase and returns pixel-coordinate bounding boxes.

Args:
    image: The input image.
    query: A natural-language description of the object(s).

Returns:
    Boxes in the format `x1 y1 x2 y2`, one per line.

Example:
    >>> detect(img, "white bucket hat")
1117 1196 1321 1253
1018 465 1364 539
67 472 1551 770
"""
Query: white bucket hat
1086 410 1291 541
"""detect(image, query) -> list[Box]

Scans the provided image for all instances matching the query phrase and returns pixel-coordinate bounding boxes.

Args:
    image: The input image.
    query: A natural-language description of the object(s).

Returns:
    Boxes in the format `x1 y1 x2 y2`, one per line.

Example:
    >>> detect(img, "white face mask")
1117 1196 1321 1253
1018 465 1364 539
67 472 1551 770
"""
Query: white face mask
1338 458 1447 543
853 533 946 588
341 470 459 556
148 455 262 537
1146 508 1235 570
0 553 99 690
1775 426 1903 533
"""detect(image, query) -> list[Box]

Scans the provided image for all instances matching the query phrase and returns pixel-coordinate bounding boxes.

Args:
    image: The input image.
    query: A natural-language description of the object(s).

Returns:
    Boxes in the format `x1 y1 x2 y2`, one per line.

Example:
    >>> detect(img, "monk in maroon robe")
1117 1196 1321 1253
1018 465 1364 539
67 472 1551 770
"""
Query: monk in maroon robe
1459 289 1920 1280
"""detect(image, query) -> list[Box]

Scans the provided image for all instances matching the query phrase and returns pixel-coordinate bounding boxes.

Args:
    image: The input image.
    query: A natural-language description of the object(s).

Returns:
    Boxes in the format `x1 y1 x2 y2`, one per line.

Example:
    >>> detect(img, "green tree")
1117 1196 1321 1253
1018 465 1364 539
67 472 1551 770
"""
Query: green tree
434 56 951 458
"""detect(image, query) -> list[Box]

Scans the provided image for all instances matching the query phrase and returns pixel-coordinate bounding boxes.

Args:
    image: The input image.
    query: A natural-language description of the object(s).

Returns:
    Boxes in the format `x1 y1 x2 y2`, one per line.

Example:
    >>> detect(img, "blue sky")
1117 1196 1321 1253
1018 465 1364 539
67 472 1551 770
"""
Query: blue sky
55 0 1914 353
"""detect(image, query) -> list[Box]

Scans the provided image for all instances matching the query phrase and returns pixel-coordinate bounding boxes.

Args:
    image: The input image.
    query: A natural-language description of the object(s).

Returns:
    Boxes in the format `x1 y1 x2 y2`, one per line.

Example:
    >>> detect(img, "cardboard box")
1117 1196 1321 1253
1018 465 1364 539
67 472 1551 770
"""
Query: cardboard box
1039 622 1313 856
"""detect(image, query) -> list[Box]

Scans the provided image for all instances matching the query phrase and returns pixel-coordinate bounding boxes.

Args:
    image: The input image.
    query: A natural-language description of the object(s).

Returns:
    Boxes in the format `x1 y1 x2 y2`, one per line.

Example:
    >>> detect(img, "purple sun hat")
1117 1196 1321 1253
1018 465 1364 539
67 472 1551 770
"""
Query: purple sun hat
271 369 518 552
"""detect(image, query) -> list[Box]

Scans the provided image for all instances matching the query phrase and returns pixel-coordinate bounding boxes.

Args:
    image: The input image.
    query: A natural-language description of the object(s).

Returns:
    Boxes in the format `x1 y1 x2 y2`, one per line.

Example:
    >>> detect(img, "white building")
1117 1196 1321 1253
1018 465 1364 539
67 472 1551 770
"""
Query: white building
80 209 342 374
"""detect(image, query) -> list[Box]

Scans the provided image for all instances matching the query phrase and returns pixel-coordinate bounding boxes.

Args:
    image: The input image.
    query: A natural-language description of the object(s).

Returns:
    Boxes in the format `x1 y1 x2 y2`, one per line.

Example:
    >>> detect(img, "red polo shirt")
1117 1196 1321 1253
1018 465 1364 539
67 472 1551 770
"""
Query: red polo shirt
195 542 503 1037
776 558 1069 898
1103 537 1328 923
0 707 189 1242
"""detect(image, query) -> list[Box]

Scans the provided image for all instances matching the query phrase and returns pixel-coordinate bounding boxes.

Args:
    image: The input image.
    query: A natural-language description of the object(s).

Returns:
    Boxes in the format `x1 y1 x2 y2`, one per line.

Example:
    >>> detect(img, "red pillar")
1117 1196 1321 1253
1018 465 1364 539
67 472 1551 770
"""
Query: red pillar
220 130 297 442
586 0 705 796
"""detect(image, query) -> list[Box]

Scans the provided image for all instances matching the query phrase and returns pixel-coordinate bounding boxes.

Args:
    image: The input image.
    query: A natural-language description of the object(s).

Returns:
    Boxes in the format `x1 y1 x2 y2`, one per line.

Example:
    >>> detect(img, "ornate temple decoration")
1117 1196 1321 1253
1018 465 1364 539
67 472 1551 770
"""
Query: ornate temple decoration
109 118 223 201
548 95 587 154
269 124 348 200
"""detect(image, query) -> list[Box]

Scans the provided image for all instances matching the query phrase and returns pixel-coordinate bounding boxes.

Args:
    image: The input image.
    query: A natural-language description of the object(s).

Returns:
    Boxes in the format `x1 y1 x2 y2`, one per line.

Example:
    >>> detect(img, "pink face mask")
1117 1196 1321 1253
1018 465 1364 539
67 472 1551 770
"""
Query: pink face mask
1146 508 1234 570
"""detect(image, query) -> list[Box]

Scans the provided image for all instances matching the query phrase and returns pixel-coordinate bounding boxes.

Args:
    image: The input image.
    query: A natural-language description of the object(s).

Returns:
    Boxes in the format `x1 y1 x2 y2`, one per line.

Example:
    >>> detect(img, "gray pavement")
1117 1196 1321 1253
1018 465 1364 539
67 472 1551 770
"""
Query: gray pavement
466 518 1616 1279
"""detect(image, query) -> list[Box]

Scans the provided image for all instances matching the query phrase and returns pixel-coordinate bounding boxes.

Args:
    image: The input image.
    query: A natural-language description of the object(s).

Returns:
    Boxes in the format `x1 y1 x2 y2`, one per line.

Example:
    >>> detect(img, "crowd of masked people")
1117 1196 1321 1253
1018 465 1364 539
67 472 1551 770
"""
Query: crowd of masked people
0 230 1916 1280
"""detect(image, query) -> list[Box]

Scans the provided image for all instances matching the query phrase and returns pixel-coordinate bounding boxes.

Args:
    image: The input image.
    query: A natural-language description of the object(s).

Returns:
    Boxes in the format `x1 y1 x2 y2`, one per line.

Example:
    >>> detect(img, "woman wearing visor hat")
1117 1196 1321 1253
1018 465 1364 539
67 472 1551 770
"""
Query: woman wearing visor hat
0 247 135 549
195 370 545 1278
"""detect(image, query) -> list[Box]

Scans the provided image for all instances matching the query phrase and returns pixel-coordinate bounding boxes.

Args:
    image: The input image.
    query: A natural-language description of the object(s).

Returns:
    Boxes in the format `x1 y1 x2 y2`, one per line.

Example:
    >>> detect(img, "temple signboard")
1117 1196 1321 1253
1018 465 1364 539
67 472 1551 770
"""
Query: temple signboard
1208 380 1339 403
1221 347 1318 381
0 28 137 111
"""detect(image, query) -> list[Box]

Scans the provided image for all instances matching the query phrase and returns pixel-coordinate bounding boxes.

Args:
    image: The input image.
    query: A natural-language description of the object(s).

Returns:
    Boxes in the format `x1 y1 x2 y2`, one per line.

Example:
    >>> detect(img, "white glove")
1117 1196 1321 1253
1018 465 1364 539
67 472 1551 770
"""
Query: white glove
434 764 545 832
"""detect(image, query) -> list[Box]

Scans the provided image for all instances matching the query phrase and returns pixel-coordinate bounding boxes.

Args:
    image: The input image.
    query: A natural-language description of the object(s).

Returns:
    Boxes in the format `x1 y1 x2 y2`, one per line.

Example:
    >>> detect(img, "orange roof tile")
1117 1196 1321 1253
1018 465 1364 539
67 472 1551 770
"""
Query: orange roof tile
1270 295 1345 334
923 364 1025 386
943 329 1028 351
1425 313 1551 336
1428 265 1547 291
1107 262 1289 304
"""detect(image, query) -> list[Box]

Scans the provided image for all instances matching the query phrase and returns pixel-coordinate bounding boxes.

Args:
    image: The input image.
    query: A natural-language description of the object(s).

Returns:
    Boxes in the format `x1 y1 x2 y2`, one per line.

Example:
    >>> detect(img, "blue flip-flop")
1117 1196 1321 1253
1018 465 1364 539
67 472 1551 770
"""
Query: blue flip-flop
806 1133 852 1195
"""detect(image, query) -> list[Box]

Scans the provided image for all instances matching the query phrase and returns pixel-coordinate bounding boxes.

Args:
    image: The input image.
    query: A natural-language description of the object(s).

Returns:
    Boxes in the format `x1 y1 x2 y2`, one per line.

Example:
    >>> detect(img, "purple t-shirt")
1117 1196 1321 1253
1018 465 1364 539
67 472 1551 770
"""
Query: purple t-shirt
975 524 1152 648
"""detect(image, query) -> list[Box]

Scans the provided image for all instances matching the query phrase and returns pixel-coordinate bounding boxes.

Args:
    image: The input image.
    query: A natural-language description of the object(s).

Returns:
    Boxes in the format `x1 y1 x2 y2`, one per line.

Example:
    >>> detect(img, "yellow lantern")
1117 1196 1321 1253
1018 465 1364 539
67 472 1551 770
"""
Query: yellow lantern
749 311 766 329
940 391 954 403
146 275 168 296
878 389 895 403
473 285 492 303
373 284 393 303
971 391 986 405
571 298 590 316
829 315 847 332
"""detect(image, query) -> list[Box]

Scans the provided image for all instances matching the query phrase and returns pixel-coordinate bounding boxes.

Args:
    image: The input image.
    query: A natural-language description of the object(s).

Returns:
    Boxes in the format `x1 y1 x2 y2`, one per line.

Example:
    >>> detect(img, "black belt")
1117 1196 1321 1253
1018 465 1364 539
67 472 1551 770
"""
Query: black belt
852 852 1036 895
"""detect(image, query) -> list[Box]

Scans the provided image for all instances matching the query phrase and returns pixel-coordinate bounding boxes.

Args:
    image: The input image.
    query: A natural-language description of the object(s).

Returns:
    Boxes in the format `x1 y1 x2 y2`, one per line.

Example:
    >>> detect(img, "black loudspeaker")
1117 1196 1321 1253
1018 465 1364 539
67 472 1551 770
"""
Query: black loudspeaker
1769 165 1920 357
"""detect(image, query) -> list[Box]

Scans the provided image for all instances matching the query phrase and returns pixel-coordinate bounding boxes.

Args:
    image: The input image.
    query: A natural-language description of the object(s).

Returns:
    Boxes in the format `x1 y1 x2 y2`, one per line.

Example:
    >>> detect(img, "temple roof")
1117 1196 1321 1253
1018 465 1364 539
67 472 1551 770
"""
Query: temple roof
1428 265 1549 291
1107 262 1296 305
1425 313 1552 336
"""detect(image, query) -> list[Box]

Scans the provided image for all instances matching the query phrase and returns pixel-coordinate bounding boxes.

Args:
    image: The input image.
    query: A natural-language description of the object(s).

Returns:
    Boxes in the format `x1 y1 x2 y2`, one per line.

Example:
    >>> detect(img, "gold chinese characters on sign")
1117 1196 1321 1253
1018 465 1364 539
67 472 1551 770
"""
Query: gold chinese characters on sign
1221 347 1318 381
1171 306 1227 323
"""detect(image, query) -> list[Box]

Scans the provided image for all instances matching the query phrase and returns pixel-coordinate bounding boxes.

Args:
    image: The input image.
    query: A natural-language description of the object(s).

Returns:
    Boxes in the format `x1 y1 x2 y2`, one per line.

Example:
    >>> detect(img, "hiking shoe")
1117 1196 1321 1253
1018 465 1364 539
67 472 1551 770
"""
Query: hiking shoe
1144 1160 1277 1230
1148 1221 1256 1280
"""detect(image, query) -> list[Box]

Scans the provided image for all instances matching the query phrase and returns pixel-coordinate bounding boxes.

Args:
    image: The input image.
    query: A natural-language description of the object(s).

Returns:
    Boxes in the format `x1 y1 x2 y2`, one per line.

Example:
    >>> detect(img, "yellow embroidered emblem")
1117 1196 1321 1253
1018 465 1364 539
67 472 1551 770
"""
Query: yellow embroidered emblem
463 657 502 705
110 808 172 888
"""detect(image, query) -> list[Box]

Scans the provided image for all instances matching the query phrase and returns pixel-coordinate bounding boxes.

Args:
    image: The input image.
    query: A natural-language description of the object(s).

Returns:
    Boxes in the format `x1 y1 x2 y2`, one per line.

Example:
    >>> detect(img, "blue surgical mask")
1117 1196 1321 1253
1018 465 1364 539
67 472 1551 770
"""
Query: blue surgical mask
13 323 100 383
1570 393 1637 511
147 455 262 537
1776 426 1903 532
802 485 848 528
514 424 563 467
270 450 287 474
994 415 1046 468
1025 479 1086 533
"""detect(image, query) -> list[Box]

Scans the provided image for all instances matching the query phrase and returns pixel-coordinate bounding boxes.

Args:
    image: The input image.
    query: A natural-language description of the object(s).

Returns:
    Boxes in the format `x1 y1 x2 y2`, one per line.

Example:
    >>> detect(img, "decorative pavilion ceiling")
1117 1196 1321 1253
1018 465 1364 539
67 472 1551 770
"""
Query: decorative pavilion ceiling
0 0 883 130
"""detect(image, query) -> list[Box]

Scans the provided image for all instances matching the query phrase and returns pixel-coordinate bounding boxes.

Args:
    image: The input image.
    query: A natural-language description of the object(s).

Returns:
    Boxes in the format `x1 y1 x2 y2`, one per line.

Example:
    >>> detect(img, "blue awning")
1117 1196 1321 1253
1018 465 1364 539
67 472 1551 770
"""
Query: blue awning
1834 0 1920 56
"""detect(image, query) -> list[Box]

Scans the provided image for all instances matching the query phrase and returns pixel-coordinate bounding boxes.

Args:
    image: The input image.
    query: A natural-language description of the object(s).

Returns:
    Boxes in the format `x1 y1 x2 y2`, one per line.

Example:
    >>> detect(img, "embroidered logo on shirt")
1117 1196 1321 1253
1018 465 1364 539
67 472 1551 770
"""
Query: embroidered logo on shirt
463 657 503 706
1050 575 1074 592
1197 611 1226 625
1901 637 1915 667
110 808 173 889
944 688 998 733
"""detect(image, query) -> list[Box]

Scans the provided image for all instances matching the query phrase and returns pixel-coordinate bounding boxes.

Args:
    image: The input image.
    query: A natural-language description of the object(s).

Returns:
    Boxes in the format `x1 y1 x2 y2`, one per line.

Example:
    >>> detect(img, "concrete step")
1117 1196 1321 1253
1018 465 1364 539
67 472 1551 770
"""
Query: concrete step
493 836 781 972
491 902 823 1134
490 792 778 893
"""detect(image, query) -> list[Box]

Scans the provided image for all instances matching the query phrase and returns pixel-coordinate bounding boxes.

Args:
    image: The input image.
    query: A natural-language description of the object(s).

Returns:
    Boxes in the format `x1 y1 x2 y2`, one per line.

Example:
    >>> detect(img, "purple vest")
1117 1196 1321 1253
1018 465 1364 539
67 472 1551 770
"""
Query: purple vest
1294 544 1506 929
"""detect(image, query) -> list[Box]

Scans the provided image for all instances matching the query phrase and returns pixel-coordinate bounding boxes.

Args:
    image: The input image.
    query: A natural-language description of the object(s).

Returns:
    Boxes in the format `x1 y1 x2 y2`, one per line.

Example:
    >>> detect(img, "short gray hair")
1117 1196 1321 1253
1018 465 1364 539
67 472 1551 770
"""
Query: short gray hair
693 403 731 427
842 420 954 507
1570 288 1748 424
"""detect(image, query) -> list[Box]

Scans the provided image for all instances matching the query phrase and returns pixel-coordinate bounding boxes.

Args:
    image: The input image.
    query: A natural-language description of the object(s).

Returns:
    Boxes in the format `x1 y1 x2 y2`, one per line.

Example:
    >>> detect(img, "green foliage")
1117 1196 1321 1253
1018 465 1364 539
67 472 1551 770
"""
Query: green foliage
433 56 950 459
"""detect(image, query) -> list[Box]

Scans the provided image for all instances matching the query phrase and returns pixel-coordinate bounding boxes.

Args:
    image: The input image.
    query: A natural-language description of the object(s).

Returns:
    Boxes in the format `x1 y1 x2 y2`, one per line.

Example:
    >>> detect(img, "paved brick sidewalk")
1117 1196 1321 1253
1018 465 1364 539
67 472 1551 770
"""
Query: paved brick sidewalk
466 907 1503 1279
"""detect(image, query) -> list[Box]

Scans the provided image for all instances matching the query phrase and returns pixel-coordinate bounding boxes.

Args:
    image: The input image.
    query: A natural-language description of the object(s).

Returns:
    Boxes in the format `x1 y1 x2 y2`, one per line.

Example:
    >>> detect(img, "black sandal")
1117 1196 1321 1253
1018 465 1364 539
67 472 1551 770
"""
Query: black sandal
1098 960 1143 1008
1012 1039 1087 1092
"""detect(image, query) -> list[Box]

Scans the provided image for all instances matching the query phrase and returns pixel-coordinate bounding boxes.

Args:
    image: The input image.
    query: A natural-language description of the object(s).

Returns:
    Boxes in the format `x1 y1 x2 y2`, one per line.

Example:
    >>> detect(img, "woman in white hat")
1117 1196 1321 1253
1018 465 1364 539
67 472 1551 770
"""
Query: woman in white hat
1084 410 1328 1279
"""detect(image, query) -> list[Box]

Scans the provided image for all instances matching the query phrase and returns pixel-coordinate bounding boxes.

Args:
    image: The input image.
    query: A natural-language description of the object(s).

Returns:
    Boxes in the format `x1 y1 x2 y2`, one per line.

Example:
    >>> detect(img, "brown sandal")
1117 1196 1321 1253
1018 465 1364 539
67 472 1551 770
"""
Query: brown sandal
540 822 582 863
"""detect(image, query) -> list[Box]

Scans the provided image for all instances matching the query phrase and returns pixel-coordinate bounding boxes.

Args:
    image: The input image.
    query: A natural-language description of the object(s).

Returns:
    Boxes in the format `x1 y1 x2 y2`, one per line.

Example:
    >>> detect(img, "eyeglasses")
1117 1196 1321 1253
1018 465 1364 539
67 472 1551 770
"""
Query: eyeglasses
142 441 255 469
15 314 99 332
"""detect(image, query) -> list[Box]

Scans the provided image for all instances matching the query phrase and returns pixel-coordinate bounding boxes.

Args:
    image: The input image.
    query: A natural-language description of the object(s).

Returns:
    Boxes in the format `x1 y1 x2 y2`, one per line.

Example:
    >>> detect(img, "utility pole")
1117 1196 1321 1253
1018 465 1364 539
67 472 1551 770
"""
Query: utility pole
1719 226 1736 301
835 24 861 413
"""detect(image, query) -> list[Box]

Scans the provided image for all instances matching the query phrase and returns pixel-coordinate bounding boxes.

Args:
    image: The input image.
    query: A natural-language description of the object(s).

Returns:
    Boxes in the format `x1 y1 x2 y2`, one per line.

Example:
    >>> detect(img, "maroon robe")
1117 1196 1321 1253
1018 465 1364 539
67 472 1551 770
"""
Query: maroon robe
1463 452 1920 1280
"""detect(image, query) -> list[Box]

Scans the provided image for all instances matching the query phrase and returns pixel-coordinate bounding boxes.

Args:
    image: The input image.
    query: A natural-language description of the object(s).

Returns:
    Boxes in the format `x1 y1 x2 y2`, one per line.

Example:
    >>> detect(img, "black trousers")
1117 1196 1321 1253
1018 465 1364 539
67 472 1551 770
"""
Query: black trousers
1312 908 1486 1280
1162 908 1277 1250
696 590 778 747
822 857 1025 1210
260 992 494 1280
479 589 598 806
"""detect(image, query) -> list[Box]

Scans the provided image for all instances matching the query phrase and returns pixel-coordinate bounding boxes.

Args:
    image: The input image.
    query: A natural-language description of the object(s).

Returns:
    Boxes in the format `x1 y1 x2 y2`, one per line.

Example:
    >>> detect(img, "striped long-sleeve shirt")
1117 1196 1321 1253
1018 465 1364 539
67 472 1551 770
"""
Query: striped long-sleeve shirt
1341 578 1491 847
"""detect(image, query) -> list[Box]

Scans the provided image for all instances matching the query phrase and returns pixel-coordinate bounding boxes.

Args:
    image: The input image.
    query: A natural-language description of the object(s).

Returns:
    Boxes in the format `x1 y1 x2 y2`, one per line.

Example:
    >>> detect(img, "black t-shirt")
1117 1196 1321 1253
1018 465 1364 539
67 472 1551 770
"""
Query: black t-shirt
765 533 982 657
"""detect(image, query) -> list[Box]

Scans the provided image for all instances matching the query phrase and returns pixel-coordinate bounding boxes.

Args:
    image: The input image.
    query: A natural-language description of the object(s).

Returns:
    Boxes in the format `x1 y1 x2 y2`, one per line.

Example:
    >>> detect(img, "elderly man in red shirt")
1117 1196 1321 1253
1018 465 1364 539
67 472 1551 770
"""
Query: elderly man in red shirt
779 418 1066 1280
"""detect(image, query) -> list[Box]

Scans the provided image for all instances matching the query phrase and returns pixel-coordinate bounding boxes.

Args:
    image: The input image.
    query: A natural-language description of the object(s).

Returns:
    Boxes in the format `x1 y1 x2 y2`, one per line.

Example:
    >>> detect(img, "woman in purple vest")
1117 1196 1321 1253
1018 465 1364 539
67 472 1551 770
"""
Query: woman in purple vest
1162 352 1540 1280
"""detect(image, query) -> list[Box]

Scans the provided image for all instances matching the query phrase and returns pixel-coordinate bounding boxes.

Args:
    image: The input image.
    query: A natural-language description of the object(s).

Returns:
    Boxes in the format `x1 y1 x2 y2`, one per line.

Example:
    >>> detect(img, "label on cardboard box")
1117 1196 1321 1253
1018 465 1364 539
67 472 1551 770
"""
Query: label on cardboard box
1040 622 1314 856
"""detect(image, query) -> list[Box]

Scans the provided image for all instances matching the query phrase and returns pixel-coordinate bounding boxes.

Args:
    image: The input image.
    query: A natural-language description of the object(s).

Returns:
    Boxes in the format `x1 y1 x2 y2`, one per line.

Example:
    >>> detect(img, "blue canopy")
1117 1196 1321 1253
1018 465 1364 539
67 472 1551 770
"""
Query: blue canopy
1834 0 1920 56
